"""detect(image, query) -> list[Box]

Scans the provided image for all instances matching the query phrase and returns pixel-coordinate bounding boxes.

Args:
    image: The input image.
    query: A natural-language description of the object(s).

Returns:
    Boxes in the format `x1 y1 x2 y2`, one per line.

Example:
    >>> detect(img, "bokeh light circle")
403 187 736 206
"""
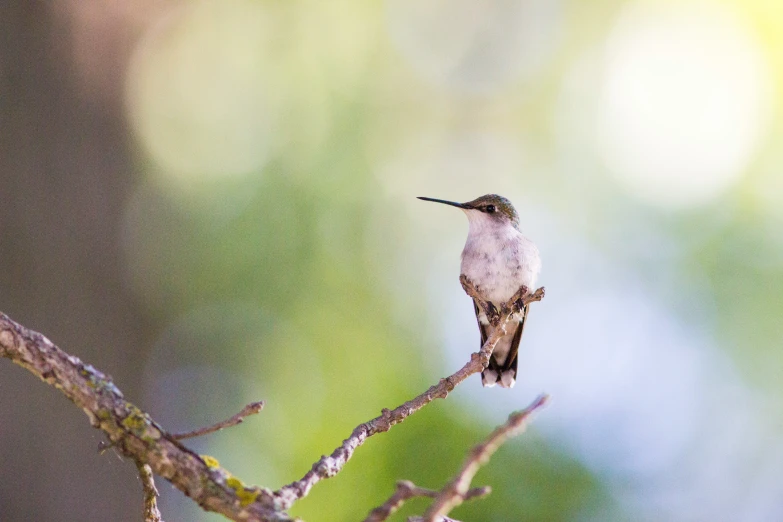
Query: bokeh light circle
373 127 527 204
597 2 772 209
385 0 562 95
126 0 274 184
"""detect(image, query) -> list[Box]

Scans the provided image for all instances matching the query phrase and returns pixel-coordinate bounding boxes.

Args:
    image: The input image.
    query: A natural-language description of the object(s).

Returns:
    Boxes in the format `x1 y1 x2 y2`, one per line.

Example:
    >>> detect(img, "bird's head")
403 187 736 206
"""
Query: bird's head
417 194 520 232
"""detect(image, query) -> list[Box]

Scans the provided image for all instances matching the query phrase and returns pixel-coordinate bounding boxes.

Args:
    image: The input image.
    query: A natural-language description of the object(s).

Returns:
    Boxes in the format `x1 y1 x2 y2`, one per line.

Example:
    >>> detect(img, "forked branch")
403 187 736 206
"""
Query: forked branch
362 394 548 522
0 312 288 522
364 480 489 522
421 394 549 521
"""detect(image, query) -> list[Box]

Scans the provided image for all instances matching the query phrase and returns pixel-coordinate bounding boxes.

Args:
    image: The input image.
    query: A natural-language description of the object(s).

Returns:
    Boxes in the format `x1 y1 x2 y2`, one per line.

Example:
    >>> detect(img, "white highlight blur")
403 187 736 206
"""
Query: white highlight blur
373 128 527 203
126 0 274 185
597 2 772 209
385 0 562 95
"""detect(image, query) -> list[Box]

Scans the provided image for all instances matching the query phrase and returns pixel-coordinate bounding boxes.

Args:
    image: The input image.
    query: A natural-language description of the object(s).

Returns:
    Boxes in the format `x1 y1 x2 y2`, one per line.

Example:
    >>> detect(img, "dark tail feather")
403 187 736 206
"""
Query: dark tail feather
477 301 530 389
499 313 525 388
494 305 530 388
481 356 504 387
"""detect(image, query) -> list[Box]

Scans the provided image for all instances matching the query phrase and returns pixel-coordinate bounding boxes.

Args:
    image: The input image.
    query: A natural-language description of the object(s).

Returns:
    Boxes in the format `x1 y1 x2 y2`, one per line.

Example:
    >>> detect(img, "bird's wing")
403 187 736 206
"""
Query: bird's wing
499 303 530 377
473 299 504 380
472 299 490 348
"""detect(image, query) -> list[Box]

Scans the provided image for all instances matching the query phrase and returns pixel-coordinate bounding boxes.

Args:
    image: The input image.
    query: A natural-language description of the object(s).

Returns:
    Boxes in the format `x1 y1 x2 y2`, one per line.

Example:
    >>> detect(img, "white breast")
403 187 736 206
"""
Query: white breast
459 214 540 305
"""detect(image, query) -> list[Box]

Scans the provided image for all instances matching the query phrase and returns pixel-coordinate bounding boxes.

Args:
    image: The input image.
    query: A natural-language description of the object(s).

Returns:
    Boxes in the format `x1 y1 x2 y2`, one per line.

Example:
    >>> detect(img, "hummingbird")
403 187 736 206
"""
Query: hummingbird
418 194 541 388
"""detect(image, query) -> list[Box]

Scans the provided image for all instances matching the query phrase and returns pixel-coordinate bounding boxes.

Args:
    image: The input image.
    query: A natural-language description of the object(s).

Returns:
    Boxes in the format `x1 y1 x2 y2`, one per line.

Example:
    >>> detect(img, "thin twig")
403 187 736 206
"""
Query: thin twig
137 461 163 522
172 401 265 440
421 394 549 521
364 480 489 522
272 283 545 509
408 516 460 522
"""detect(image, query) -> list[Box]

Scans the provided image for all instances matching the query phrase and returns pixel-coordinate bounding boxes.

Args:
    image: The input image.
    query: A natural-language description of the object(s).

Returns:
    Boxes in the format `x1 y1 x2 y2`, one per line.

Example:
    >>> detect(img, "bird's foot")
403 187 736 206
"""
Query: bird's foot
507 285 546 313
528 286 546 303
508 285 530 314
460 275 501 325
486 302 501 327
459 274 479 298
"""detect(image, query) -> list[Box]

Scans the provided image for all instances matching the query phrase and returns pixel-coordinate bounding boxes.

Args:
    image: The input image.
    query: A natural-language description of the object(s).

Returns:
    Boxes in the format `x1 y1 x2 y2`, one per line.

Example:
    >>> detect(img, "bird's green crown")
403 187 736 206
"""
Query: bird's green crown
464 194 520 230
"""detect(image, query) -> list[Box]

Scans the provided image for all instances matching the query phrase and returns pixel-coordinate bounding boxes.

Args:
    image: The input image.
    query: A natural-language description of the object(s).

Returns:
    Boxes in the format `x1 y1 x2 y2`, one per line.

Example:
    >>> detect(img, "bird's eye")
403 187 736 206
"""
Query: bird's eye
486 205 496 213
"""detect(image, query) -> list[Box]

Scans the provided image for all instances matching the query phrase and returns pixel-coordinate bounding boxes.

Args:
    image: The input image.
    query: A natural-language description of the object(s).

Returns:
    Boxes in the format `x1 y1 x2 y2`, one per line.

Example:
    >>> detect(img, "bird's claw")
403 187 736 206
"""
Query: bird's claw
460 275 501 325
503 285 528 314
459 274 477 296
507 285 546 312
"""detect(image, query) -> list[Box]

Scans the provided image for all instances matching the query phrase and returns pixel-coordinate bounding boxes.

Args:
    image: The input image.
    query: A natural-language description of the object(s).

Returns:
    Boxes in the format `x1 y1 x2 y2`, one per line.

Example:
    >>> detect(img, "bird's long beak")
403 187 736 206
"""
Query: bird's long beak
417 197 472 209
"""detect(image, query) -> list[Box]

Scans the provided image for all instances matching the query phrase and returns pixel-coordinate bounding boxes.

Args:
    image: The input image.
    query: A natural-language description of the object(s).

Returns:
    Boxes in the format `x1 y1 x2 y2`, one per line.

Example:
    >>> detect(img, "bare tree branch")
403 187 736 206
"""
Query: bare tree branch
408 517 460 522
0 281 545 521
137 461 164 522
364 480 434 522
0 312 292 522
172 401 265 440
421 394 549 521
364 480 489 522
272 284 545 509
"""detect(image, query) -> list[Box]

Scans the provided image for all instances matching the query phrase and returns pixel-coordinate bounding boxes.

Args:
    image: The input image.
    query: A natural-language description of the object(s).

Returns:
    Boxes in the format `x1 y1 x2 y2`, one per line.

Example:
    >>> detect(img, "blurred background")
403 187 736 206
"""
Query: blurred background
2 0 782 521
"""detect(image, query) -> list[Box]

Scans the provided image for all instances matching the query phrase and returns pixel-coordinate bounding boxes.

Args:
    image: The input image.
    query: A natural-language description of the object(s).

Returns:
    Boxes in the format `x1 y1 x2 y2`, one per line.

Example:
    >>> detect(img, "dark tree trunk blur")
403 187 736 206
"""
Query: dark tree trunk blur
0 2 155 520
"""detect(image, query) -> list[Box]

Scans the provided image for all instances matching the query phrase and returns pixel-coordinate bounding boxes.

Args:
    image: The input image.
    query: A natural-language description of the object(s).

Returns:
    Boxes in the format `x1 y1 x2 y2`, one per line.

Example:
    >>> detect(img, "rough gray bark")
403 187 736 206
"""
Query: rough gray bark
0 312 293 522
